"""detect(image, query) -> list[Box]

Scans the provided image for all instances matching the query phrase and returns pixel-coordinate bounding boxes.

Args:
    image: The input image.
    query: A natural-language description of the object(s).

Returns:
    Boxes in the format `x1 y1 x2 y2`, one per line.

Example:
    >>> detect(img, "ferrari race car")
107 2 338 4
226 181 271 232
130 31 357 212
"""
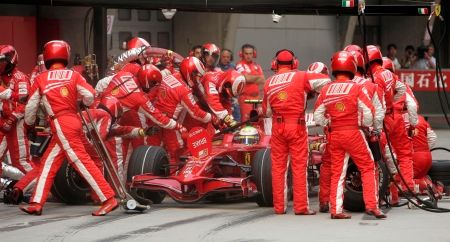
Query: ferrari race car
128 121 275 206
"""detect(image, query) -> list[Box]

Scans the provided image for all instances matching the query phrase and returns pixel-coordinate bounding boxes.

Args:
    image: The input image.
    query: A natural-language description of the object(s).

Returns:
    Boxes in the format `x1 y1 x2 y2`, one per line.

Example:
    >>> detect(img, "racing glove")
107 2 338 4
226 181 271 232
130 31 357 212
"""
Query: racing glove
211 115 221 129
144 126 161 136
408 126 417 138
175 123 188 139
223 114 237 128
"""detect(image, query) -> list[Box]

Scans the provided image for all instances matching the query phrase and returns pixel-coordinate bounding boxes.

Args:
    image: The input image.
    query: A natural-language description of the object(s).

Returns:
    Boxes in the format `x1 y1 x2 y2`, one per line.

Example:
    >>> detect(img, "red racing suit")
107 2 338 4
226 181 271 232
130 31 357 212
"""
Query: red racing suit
372 65 414 190
314 78 379 215
81 108 143 181
100 70 179 171
94 62 141 97
0 69 35 179
319 74 384 205
262 69 330 214
152 74 211 167
198 71 233 119
24 67 115 206
101 71 177 129
385 83 419 172
411 115 436 178
236 60 264 120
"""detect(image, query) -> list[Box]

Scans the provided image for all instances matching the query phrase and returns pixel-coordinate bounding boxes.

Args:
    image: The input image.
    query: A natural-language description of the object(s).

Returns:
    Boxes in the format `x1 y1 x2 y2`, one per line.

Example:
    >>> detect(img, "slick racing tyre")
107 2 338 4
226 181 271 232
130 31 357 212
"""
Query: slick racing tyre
127 145 169 204
252 149 272 207
343 159 389 212
428 160 450 186
51 160 90 204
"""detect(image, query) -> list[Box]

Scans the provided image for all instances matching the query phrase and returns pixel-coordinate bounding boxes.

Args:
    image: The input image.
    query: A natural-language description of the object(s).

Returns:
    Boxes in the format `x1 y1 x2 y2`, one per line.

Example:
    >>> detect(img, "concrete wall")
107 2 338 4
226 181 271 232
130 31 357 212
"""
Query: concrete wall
173 12 230 56
173 13 339 75
380 16 427 57
106 9 173 58
37 6 90 64
233 14 339 77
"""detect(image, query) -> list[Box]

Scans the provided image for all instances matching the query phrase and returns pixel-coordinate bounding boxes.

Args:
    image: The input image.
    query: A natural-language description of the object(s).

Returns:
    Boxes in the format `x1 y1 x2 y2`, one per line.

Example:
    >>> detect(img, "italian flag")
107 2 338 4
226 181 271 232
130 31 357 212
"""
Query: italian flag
342 0 355 7
418 8 429 15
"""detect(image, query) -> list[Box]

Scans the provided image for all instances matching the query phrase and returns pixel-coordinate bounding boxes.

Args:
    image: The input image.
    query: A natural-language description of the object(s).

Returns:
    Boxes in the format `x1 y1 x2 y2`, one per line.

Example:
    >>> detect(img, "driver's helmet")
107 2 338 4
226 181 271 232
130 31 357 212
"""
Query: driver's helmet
235 126 260 145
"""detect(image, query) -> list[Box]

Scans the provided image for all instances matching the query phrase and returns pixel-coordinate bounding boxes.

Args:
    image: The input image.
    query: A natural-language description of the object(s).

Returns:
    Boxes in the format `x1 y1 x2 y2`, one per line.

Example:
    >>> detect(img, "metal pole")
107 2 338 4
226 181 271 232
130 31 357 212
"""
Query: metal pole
93 7 107 81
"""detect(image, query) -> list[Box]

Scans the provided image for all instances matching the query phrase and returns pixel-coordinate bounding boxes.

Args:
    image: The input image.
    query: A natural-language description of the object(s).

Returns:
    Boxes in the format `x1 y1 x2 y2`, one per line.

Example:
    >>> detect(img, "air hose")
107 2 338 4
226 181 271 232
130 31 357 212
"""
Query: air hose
426 8 450 127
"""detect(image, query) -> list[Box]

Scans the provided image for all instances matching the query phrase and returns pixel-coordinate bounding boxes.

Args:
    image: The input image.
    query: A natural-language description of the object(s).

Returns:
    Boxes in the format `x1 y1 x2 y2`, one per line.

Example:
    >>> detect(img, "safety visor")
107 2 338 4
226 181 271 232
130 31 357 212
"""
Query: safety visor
0 58 8 74
235 135 259 145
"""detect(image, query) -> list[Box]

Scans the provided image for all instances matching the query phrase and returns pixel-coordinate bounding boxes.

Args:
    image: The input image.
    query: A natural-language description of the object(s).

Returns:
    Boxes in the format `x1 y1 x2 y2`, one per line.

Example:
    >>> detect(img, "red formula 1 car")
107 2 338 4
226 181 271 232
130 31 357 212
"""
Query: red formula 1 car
128 115 277 206
128 106 388 208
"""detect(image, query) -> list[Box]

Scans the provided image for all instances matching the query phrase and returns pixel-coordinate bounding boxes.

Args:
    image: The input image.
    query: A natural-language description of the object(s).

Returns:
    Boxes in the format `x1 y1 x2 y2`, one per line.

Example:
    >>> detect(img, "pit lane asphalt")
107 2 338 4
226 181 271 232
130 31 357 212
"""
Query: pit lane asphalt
1 130 449 242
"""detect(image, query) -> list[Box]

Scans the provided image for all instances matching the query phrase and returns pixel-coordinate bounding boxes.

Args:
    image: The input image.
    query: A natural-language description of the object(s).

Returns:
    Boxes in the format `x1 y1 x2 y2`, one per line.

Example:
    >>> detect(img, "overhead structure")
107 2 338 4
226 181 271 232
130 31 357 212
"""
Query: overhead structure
3 0 433 16
4 0 437 77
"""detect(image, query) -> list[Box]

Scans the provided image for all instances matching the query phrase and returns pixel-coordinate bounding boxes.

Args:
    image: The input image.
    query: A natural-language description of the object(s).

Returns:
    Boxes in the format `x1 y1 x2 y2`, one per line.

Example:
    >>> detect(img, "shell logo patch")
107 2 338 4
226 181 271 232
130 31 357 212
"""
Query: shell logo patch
278 91 288 101
60 87 69 97
160 89 167 99
111 87 120 96
335 102 345 112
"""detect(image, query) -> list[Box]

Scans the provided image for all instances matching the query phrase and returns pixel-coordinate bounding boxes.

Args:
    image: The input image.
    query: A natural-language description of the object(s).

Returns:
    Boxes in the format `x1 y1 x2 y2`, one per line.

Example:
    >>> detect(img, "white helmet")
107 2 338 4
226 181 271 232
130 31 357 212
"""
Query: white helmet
236 126 260 145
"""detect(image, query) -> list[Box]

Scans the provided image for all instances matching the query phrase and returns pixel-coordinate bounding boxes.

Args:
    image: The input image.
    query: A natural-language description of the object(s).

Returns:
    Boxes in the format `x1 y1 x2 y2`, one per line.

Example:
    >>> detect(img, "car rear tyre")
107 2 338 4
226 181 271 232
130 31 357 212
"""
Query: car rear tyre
428 160 450 186
343 159 389 212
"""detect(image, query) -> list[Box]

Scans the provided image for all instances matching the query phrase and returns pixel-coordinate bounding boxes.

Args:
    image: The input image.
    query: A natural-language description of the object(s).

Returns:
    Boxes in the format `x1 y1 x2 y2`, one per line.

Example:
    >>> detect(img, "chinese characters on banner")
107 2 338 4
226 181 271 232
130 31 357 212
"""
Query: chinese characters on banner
396 69 450 92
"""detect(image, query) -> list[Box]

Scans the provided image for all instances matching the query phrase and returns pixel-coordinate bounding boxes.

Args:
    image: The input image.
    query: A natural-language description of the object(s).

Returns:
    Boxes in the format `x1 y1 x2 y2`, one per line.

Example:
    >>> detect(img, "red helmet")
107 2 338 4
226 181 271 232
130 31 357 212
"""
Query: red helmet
331 51 357 77
0 45 18 75
343 44 363 54
43 40 71 68
382 57 395 72
201 43 220 66
202 43 220 57
179 57 206 87
219 70 246 97
307 62 329 75
99 96 123 121
273 49 299 70
366 45 382 65
137 64 162 92
127 37 150 50
349 51 365 71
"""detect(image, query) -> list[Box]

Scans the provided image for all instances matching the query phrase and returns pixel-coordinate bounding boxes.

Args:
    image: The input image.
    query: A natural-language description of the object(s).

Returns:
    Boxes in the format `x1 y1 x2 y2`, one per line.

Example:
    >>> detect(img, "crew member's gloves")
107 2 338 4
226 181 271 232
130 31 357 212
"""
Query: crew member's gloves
223 114 237 128
0 115 18 133
211 115 221 129
408 126 417 137
175 123 188 139
11 93 29 104
138 128 145 137
145 126 160 136
256 106 263 116
78 101 88 110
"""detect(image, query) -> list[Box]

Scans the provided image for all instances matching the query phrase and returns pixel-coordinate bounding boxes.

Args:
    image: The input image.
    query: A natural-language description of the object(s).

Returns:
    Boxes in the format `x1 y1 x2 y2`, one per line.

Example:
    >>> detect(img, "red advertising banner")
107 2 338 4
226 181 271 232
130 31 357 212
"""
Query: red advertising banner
395 69 450 92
